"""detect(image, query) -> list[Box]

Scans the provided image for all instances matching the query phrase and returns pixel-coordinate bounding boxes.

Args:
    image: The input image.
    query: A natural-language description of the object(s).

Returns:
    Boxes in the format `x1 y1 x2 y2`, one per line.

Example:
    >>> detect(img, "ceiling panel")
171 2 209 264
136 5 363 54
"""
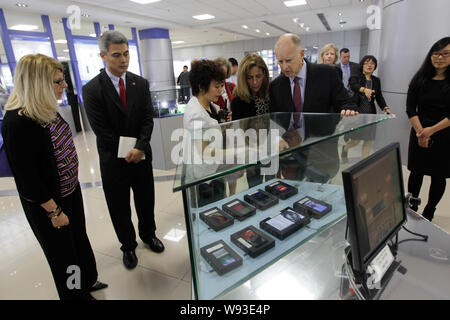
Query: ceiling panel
0 0 372 49
308 0 332 10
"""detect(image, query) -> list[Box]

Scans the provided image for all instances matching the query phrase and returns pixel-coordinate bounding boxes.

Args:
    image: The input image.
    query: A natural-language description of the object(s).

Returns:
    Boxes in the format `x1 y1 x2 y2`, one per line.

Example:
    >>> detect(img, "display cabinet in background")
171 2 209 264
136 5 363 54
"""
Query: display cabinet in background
173 112 394 299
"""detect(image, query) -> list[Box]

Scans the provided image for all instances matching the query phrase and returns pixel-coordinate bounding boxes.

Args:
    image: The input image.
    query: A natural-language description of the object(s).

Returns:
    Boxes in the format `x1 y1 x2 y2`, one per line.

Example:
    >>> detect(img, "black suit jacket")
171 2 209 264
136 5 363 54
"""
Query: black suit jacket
336 61 360 80
349 73 388 112
269 61 356 115
82 69 154 162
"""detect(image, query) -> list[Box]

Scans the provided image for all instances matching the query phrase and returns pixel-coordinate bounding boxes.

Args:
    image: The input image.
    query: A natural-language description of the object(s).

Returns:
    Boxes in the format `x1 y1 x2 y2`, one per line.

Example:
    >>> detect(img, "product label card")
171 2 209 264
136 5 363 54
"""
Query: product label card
237 237 253 249
206 243 223 253
204 209 218 216
227 200 241 207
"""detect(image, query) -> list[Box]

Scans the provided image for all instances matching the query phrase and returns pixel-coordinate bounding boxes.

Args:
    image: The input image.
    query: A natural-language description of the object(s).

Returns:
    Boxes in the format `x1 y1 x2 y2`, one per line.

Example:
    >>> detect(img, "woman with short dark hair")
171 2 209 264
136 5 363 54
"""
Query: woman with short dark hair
183 60 230 206
341 55 392 162
406 37 450 221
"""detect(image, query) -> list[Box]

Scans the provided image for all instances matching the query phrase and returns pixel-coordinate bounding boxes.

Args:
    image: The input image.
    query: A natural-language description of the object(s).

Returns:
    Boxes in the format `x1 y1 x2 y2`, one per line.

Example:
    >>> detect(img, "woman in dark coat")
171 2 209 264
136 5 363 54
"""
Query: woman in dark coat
406 37 450 221
231 53 272 188
341 55 392 162
2 54 107 299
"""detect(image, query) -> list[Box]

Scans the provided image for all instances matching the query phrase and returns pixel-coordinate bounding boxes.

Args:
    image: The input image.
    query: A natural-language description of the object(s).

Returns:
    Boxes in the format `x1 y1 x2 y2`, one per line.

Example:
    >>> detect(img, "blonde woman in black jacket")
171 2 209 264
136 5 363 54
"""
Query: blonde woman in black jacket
2 54 106 300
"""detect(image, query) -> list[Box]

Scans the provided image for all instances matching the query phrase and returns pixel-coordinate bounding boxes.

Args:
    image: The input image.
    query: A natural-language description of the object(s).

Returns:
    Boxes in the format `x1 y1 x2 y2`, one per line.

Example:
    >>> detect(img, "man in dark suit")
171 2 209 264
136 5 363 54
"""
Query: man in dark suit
337 48 360 90
270 34 357 181
83 31 164 270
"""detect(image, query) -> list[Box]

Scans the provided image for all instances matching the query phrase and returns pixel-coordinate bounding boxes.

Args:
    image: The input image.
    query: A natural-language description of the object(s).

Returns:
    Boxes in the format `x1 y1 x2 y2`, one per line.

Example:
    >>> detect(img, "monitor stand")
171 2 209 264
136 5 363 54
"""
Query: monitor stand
343 246 404 300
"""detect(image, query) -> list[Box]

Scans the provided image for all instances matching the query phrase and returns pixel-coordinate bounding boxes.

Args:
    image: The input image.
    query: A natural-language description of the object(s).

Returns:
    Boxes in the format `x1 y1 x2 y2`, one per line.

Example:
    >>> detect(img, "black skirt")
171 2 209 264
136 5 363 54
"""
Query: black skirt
407 127 450 177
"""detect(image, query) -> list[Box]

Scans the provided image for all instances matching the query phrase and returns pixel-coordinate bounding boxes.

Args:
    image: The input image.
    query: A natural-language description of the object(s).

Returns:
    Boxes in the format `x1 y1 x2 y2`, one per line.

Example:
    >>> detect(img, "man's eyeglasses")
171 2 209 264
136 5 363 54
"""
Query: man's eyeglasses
53 77 66 85
431 51 450 58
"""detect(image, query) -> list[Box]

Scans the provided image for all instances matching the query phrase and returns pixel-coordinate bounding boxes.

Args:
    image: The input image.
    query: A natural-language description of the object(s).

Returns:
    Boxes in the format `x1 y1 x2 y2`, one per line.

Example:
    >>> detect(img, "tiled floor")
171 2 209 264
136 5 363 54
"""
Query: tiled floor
0 131 448 300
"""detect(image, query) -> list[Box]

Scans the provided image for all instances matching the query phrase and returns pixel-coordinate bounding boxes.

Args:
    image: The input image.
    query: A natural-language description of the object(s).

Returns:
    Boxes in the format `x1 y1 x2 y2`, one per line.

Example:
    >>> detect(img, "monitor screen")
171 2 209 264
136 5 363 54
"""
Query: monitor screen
342 143 407 274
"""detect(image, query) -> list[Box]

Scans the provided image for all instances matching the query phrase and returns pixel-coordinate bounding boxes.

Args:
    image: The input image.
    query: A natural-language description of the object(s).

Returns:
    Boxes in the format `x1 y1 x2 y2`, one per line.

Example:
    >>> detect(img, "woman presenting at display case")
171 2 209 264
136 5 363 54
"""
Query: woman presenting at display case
183 59 231 206
406 37 450 221
2 54 106 300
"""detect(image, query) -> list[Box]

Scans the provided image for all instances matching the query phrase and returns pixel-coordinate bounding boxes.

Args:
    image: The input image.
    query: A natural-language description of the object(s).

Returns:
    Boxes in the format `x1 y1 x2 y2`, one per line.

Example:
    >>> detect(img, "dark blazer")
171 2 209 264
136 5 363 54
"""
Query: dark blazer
231 96 257 120
333 65 343 81
269 61 356 114
1 109 61 204
349 73 387 112
82 69 154 162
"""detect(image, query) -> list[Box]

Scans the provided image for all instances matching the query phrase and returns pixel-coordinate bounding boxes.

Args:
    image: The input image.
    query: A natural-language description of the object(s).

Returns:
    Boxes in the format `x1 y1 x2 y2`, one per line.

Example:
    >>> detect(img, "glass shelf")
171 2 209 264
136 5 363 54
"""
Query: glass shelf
172 112 395 300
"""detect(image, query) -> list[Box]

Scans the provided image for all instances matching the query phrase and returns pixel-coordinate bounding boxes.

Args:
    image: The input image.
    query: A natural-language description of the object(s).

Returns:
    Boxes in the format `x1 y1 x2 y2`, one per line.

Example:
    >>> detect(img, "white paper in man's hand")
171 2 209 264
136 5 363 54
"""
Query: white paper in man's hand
118 136 145 159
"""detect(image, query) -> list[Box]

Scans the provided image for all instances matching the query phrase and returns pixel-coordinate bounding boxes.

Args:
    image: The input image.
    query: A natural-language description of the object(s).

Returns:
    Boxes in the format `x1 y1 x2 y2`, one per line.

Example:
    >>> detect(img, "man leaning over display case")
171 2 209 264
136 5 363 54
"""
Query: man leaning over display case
270 34 358 182
83 31 164 270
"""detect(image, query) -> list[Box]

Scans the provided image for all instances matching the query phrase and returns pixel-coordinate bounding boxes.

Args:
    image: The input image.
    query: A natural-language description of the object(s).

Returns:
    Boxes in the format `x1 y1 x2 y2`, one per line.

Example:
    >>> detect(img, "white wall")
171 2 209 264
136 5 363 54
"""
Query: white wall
172 29 364 70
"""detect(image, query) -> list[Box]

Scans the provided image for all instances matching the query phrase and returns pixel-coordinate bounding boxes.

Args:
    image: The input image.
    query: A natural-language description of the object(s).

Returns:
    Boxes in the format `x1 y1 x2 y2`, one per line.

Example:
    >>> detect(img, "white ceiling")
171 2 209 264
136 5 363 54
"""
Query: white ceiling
1 0 372 54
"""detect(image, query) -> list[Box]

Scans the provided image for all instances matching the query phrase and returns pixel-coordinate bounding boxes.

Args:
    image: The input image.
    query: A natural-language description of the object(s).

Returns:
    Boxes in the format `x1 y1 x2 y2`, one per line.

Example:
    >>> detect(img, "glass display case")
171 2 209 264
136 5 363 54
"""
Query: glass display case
152 87 189 118
173 112 395 299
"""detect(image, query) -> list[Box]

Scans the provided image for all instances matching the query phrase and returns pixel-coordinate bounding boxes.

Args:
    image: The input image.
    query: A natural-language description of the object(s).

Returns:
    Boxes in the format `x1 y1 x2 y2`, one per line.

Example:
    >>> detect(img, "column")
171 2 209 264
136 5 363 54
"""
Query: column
139 28 175 91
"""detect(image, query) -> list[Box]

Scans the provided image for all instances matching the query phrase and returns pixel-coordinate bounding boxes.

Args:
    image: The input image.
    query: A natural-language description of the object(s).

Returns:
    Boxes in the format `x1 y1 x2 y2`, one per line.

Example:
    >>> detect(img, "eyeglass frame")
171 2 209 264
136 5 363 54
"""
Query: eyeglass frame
431 51 450 58
53 76 66 86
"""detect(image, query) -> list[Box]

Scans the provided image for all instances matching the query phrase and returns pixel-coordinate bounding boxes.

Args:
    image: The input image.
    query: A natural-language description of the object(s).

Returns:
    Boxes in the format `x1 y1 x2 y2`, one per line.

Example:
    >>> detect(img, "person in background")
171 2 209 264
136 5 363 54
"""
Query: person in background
83 31 164 271
318 43 343 79
341 55 392 163
183 60 231 205
212 57 235 120
338 48 360 93
177 65 190 103
2 54 107 300
406 37 450 221
231 53 272 188
227 57 238 85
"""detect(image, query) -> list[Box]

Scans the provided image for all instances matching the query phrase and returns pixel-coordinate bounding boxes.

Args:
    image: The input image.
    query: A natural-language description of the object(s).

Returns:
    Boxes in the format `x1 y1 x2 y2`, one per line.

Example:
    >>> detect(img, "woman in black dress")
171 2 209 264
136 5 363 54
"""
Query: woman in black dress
406 37 450 221
341 55 392 162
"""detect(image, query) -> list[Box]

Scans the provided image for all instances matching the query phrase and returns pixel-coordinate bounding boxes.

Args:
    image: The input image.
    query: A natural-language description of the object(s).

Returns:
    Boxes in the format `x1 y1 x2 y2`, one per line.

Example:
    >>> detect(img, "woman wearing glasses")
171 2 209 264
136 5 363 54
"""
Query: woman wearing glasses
406 37 450 221
341 55 392 162
1 54 106 299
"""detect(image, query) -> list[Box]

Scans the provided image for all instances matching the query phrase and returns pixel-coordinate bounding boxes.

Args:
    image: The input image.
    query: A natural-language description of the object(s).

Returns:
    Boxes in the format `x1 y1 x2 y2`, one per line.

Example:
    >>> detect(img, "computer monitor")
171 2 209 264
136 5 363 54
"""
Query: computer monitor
342 142 407 275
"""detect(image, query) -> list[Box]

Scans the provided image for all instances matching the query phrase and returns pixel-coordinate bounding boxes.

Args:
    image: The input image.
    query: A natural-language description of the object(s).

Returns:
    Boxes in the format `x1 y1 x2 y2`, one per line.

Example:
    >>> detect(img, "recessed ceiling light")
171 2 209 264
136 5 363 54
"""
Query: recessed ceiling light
242 25 248 29
255 29 260 33
338 12 342 16
266 32 270 36
172 41 185 44
129 0 161 3
15 3 28 8
63 49 69 52
192 14 215 20
284 0 307 7
305 27 310 31
300 23 305 28
10 24 38 31
340 25 344 28
54 39 67 44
